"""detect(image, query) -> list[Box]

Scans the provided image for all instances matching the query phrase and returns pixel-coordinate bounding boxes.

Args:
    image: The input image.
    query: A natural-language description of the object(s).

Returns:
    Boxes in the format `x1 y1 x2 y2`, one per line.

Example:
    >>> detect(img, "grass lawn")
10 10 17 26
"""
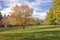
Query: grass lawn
0 25 60 40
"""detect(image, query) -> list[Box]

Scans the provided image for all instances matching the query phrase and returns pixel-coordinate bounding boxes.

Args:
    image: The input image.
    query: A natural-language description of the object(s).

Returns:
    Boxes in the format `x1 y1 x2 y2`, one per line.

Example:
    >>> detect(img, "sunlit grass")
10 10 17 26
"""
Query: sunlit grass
0 25 60 40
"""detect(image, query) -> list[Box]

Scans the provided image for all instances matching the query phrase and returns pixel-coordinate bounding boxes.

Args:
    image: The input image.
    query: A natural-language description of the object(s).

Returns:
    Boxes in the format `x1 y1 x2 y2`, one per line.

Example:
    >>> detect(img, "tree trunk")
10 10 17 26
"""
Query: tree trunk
4 25 7 28
22 24 25 29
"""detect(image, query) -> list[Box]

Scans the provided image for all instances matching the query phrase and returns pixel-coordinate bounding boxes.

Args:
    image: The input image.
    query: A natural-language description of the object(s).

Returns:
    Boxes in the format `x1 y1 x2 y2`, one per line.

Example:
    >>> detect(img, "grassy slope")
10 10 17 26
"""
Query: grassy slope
0 25 60 40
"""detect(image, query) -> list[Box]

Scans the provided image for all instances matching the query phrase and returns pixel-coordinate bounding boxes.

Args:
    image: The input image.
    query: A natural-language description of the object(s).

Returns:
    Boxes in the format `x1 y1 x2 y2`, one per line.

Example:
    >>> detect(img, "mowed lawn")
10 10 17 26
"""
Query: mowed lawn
0 25 60 40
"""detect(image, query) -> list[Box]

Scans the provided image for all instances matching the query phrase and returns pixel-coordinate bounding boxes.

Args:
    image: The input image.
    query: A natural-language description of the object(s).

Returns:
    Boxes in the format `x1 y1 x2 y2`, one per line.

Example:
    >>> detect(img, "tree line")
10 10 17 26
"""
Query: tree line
0 4 41 29
0 0 60 28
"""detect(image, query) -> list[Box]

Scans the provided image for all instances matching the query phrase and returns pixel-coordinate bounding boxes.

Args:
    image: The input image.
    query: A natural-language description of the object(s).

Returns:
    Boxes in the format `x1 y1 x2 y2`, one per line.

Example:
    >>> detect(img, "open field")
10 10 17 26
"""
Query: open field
0 25 60 40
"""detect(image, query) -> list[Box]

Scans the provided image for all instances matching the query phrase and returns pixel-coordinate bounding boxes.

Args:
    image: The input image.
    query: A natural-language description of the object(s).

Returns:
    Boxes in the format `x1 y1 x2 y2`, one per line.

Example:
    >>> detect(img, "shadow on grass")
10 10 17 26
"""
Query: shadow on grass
0 31 60 40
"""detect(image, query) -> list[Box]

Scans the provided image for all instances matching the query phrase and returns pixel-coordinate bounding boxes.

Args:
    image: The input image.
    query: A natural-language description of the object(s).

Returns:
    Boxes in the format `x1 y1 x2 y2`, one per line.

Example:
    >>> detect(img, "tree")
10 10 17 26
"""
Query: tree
46 0 60 25
0 12 2 20
46 8 56 25
7 4 33 29
0 12 3 26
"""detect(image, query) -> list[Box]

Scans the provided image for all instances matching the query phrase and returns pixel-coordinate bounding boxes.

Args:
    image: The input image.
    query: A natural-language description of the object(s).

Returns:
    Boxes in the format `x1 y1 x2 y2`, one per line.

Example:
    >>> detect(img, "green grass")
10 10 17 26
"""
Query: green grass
0 25 60 40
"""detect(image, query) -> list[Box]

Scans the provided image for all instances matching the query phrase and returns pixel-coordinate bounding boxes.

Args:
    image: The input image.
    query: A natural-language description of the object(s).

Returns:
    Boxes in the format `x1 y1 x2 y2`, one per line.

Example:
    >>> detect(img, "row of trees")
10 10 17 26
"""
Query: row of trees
0 4 41 29
0 0 60 28
0 12 8 28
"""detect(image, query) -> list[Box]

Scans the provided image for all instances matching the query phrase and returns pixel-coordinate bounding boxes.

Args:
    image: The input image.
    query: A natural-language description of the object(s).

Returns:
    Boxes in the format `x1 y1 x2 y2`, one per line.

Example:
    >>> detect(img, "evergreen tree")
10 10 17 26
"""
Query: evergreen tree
0 12 2 20
0 12 2 26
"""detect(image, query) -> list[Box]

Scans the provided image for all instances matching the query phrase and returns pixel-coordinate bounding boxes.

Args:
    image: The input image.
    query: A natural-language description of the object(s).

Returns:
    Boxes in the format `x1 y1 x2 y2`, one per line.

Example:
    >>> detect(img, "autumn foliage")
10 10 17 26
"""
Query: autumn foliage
46 0 60 25
0 4 41 28
7 4 33 28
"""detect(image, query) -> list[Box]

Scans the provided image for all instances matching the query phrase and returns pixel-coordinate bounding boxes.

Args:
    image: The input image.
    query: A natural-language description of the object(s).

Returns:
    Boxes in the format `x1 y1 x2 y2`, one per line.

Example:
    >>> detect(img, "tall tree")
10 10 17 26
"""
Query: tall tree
0 12 2 20
7 4 33 29
0 12 2 26
46 0 60 25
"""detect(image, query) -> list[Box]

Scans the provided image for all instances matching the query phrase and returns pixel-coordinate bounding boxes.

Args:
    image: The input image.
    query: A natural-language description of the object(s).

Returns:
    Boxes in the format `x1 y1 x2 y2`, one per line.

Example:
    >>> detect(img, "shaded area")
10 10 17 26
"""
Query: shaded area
0 31 60 40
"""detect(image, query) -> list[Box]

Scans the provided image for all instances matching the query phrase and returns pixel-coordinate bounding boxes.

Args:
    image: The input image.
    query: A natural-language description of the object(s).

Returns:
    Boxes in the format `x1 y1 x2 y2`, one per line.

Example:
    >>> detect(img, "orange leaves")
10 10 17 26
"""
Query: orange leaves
12 5 19 12
7 4 33 26
19 4 33 17
1 19 7 25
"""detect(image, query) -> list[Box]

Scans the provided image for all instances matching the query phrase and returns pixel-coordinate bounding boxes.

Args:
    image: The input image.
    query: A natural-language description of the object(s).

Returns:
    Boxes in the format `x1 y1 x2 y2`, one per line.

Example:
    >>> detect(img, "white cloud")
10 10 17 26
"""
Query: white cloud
3 0 19 6
33 10 47 20
1 7 12 16
0 0 52 19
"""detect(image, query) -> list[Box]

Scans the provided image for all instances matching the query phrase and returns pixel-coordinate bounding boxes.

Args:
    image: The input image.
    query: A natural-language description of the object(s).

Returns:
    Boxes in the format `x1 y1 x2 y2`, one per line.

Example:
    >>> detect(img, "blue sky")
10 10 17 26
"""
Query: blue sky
0 0 53 19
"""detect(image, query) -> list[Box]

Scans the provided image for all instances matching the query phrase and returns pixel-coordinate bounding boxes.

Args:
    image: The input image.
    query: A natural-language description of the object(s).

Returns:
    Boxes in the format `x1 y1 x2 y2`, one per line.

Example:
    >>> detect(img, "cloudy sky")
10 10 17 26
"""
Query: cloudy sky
0 0 53 20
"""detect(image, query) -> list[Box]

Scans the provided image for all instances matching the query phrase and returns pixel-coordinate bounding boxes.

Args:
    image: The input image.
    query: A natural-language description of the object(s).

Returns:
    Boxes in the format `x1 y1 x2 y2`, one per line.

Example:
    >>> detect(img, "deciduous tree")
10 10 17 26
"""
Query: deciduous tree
46 0 60 25
7 4 33 29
